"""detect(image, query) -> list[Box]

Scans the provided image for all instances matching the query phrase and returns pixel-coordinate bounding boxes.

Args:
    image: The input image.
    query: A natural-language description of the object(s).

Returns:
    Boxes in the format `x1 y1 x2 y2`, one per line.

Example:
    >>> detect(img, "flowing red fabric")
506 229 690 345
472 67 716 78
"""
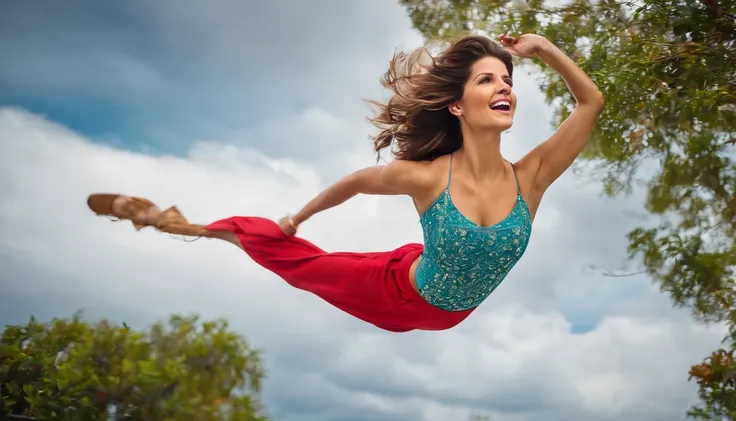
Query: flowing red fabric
205 216 475 332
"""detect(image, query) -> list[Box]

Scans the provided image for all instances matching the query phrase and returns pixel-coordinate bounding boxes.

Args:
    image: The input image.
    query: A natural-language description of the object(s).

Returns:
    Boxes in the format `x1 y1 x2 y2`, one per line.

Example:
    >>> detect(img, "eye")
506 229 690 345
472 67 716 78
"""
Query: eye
504 78 514 87
479 76 491 84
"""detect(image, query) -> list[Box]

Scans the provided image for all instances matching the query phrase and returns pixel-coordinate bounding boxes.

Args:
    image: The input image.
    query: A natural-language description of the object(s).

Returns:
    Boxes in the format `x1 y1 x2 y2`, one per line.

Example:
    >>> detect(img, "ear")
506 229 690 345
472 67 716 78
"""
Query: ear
448 101 463 117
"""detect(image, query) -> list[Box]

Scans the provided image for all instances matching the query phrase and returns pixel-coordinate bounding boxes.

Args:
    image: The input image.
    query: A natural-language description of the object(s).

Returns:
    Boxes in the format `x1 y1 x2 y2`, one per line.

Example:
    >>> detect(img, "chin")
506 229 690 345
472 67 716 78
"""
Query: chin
487 119 513 132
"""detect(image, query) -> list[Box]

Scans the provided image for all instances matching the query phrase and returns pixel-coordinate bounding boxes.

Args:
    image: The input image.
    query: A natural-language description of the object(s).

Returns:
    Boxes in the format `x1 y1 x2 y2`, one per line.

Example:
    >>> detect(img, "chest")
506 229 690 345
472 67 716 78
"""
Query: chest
420 188 532 271
447 179 520 228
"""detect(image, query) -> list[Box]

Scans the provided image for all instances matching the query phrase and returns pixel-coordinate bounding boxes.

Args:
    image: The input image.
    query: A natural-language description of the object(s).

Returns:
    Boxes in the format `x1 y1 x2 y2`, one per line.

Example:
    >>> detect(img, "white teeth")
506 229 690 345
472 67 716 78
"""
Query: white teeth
490 101 510 109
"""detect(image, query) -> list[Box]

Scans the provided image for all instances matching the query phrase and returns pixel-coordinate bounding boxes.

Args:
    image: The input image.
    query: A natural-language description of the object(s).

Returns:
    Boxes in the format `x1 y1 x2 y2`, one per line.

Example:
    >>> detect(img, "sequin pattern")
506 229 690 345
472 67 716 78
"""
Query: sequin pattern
415 162 533 312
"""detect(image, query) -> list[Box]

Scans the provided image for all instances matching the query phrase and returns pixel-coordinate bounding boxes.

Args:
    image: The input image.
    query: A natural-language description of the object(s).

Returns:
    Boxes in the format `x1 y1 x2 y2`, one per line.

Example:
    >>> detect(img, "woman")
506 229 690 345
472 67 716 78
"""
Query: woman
88 34 604 332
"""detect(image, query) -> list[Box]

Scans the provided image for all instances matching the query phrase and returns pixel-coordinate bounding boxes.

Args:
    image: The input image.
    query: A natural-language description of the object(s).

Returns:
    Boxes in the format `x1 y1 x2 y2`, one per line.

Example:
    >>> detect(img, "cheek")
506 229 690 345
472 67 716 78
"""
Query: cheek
462 86 486 104
466 93 490 113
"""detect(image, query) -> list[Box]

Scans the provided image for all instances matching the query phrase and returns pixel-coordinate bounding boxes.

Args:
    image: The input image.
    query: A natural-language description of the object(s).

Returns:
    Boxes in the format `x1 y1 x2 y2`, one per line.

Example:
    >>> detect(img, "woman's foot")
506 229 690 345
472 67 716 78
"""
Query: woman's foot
87 193 208 237
110 195 162 227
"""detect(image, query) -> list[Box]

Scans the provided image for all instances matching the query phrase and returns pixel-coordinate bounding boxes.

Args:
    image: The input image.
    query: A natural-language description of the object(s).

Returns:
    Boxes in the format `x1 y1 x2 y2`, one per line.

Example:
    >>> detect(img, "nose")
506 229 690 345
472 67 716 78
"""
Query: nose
497 82 511 94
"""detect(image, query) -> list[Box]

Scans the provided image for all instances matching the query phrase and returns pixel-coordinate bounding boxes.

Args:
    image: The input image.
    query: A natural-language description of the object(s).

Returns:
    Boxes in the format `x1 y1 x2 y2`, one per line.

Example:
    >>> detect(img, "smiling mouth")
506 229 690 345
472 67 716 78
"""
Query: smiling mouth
490 101 511 113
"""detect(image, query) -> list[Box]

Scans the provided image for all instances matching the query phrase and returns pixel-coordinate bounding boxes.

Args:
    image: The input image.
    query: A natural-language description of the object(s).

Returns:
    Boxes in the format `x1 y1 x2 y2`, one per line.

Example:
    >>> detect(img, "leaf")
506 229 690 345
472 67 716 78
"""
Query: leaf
22 384 34 396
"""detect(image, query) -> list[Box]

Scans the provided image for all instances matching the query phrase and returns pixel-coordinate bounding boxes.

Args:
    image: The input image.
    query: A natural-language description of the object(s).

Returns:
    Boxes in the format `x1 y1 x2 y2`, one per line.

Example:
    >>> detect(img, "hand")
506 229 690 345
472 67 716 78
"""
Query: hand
277 215 298 236
498 33 550 58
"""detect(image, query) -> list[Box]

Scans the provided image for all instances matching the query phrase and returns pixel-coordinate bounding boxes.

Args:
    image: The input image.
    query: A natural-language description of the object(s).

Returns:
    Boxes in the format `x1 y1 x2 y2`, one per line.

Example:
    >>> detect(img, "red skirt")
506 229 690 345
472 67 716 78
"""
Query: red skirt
205 216 475 332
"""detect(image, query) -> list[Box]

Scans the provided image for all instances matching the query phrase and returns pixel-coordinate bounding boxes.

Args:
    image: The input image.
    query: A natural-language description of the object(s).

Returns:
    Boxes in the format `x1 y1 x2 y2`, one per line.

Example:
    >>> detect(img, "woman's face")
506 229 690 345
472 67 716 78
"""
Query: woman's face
450 56 516 131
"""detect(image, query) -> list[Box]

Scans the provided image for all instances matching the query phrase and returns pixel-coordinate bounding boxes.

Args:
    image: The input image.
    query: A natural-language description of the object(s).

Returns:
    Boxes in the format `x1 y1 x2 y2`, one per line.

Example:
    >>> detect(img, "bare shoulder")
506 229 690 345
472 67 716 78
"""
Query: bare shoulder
380 156 448 202
512 153 541 189
388 155 451 211
380 158 434 194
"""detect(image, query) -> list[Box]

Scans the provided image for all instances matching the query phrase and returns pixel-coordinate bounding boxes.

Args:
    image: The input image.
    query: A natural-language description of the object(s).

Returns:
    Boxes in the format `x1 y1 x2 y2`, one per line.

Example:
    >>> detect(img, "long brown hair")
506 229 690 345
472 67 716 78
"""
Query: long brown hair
367 35 513 162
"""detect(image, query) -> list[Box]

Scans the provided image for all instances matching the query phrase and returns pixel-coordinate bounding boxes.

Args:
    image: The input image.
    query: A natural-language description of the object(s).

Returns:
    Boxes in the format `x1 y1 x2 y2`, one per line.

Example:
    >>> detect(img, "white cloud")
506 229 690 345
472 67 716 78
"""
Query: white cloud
0 107 726 421
0 0 427 157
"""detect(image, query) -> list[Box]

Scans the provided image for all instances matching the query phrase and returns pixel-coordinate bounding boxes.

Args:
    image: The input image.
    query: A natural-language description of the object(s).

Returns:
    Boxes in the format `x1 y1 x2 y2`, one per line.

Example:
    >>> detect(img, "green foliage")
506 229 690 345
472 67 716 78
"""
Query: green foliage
689 349 736 419
0 313 267 421
399 0 735 418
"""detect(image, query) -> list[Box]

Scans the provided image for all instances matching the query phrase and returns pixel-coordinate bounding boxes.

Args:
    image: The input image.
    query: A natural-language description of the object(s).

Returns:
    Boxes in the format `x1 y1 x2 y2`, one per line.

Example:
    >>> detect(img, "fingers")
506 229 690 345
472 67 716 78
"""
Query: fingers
498 34 517 45
498 34 522 57
278 216 298 236
276 216 294 236
279 224 296 236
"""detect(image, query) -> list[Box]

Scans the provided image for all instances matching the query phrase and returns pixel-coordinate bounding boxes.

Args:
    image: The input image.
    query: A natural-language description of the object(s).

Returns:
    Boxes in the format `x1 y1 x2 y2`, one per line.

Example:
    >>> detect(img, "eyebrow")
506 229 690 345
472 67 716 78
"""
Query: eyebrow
474 72 512 81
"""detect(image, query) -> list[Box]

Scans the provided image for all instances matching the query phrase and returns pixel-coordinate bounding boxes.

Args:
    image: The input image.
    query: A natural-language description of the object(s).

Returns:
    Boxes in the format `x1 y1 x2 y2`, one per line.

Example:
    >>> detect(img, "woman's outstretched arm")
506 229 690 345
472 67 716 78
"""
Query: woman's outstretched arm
508 34 605 192
289 160 431 229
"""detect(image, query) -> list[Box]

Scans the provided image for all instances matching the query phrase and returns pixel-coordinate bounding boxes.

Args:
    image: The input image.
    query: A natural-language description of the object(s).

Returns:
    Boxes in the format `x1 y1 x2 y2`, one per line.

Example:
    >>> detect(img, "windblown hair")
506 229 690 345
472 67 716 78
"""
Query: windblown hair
368 35 513 162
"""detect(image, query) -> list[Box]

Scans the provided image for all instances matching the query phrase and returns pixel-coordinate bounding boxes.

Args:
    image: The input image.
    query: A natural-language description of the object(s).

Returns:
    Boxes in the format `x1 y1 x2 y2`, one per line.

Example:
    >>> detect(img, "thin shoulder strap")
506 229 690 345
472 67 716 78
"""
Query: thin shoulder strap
509 161 521 196
446 153 454 189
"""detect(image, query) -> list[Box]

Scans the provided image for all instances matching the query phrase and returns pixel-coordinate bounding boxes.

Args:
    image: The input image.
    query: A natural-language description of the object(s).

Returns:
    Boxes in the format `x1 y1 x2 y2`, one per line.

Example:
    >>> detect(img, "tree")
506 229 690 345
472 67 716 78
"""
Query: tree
398 0 735 418
0 313 268 421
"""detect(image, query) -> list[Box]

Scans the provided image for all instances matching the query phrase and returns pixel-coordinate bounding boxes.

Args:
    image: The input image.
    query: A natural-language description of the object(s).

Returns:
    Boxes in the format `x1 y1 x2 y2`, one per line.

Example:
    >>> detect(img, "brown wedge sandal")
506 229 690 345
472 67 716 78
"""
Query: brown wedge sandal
87 193 211 238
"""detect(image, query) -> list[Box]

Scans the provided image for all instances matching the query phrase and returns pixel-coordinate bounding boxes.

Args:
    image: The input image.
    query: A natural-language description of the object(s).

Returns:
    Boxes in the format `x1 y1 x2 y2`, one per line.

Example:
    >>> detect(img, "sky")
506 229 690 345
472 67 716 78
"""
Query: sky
0 1 727 420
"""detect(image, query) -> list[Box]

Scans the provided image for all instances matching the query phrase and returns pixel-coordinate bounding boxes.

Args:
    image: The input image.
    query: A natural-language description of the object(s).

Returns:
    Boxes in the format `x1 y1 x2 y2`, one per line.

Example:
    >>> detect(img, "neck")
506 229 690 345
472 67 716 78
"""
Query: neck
454 126 505 180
